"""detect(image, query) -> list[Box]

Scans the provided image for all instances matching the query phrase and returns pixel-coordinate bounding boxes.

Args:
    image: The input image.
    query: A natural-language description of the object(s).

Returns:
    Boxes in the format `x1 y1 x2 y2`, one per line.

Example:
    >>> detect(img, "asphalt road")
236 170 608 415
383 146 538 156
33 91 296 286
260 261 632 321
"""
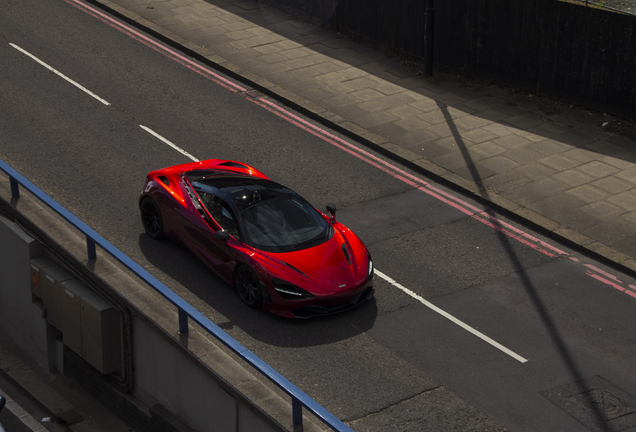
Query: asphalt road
2 0 636 431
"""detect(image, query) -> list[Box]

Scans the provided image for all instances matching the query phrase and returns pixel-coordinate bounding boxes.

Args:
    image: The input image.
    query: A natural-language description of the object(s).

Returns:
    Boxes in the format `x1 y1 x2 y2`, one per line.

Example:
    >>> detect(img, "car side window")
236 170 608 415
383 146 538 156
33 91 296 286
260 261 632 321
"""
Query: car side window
208 197 240 240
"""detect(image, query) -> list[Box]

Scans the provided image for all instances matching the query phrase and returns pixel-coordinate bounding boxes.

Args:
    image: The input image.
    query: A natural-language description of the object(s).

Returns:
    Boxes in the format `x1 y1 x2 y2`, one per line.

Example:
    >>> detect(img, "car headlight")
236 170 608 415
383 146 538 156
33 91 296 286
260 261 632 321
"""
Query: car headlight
272 278 314 300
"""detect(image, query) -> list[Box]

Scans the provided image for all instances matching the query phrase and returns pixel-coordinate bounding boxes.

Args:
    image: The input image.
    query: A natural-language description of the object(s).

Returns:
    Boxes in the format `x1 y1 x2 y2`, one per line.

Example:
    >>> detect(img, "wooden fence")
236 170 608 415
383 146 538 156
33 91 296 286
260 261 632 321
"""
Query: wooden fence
262 0 636 118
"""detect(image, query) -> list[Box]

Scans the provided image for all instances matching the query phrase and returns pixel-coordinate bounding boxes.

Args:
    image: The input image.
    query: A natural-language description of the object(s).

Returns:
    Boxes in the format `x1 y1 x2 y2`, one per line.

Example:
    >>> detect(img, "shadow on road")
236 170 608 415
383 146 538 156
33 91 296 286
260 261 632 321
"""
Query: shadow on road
137 233 378 348
438 102 612 432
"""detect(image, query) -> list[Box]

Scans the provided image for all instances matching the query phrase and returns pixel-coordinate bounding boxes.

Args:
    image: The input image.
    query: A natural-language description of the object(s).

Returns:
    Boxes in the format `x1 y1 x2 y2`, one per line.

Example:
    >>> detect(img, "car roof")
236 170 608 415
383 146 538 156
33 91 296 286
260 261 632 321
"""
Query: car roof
187 172 300 212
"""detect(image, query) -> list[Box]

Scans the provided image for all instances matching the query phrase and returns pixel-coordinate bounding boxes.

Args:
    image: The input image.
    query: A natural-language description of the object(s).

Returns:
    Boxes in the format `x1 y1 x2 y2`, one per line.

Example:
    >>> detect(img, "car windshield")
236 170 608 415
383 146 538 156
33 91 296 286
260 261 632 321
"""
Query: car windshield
188 174 333 252
242 197 332 253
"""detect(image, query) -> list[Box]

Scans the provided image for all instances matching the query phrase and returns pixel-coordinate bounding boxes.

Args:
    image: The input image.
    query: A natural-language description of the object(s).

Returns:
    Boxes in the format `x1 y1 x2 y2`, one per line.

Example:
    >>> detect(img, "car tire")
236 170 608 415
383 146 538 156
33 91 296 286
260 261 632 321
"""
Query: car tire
140 197 164 240
234 265 263 309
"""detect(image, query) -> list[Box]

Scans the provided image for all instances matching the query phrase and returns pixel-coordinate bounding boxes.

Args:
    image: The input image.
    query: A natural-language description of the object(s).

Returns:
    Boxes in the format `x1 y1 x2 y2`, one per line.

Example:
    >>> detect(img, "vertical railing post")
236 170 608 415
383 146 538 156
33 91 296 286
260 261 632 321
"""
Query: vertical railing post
178 308 189 333
292 397 302 425
86 236 96 260
424 0 435 77
10 176 19 198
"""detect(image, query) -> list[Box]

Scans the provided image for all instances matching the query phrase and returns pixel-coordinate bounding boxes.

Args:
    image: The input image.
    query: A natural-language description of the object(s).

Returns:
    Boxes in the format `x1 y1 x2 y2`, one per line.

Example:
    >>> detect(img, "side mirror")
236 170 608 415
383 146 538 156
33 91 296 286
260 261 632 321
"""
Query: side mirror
215 230 230 241
326 203 336 221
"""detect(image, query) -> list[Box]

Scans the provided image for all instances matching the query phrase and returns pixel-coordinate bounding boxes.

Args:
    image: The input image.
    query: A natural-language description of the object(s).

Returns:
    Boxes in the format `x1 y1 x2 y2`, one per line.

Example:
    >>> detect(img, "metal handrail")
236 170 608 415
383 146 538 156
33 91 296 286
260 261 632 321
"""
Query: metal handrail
0 158 353 432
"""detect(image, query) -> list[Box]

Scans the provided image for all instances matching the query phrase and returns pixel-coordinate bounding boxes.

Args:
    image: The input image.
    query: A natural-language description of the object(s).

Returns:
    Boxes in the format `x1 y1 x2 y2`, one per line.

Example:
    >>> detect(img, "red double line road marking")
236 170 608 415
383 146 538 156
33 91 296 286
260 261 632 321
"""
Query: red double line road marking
65 0 636 301
64 0 247 93
255 97 566 258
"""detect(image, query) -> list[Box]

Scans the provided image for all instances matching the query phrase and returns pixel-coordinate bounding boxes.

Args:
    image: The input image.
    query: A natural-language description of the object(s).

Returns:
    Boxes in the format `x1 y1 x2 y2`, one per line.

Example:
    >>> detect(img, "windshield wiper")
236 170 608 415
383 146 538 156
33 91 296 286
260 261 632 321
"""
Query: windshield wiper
293 233 326 251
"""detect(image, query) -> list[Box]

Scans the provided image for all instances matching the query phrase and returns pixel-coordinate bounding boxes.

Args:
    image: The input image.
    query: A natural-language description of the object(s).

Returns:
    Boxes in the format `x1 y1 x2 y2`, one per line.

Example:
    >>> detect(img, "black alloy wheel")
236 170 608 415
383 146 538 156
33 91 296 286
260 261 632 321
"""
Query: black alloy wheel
141 197 164 239
235 265 263 309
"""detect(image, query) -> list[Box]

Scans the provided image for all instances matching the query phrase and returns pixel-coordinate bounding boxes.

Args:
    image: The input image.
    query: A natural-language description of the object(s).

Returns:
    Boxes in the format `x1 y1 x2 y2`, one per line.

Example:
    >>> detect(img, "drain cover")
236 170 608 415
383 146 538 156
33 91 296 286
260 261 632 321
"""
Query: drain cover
541 376 636 432
574 389 636 421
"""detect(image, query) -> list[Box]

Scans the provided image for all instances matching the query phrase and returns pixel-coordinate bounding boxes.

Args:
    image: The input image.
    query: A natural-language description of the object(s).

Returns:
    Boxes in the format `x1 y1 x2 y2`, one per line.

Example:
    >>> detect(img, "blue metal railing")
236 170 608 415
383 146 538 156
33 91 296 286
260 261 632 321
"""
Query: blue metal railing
0 158 353 432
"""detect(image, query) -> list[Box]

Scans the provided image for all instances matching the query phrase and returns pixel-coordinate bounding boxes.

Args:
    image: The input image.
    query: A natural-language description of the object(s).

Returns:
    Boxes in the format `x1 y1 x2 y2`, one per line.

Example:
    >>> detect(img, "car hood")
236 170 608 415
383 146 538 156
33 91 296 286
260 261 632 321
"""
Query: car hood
265 229 361 294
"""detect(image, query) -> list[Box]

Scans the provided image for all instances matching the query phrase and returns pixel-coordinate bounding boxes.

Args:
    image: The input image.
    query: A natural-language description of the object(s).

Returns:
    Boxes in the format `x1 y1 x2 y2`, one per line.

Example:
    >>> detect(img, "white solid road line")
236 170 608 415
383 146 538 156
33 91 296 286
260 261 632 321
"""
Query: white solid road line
146 128 528 364
0 389 48 432
139 125 199 162
9 43 111 106
375 270 529 363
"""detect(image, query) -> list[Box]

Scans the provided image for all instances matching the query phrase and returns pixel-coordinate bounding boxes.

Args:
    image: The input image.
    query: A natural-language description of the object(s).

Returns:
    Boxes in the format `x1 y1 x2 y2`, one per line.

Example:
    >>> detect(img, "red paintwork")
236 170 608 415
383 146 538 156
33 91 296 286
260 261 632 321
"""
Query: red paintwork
140 159 374 318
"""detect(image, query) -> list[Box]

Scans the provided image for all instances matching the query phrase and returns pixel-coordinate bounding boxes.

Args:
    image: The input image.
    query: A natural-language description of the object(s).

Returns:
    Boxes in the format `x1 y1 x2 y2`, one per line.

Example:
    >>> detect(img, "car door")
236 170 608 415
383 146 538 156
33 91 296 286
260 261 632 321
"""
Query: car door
177 180 237 283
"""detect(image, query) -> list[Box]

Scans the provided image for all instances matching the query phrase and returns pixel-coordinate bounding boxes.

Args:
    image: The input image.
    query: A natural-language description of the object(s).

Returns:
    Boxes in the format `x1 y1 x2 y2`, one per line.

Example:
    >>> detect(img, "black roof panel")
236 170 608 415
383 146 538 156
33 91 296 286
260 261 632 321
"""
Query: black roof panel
189 174 299 212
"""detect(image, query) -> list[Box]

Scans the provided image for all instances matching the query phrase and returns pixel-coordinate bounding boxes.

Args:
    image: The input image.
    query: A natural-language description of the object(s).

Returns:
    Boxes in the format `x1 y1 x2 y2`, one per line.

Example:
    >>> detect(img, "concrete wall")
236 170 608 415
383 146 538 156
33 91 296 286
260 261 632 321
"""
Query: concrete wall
132 317 275 432
0 176 324 432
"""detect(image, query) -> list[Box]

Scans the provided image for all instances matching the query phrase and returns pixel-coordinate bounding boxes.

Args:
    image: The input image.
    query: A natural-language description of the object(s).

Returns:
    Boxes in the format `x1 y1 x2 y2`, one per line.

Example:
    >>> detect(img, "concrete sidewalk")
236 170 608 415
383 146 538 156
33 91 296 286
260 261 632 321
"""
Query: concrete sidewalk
95 0 636 274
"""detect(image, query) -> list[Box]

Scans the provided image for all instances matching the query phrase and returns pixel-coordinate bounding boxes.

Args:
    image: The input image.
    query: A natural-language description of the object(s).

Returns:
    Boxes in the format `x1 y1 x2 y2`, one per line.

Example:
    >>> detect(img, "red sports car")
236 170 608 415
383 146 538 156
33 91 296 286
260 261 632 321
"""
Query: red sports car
139 159 374 318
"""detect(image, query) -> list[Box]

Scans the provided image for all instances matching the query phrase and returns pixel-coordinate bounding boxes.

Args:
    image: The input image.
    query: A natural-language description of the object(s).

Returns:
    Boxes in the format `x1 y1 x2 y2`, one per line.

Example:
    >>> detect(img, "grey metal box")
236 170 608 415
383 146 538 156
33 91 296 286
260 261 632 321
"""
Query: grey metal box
40 265 74 330
62 280 82 357
29 257 56 300
61 279 121 374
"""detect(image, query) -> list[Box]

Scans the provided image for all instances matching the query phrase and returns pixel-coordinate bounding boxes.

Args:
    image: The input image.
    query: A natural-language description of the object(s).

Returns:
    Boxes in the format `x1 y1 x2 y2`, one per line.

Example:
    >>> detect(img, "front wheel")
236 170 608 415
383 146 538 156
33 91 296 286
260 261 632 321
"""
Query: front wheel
140 197 164 240
234 265 263 309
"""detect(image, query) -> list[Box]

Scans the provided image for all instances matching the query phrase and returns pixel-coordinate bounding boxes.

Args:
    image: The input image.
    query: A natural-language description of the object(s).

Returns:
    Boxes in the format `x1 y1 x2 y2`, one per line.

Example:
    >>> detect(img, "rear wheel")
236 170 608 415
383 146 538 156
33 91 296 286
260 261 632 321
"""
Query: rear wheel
140 197 164 239
234 265 263 309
